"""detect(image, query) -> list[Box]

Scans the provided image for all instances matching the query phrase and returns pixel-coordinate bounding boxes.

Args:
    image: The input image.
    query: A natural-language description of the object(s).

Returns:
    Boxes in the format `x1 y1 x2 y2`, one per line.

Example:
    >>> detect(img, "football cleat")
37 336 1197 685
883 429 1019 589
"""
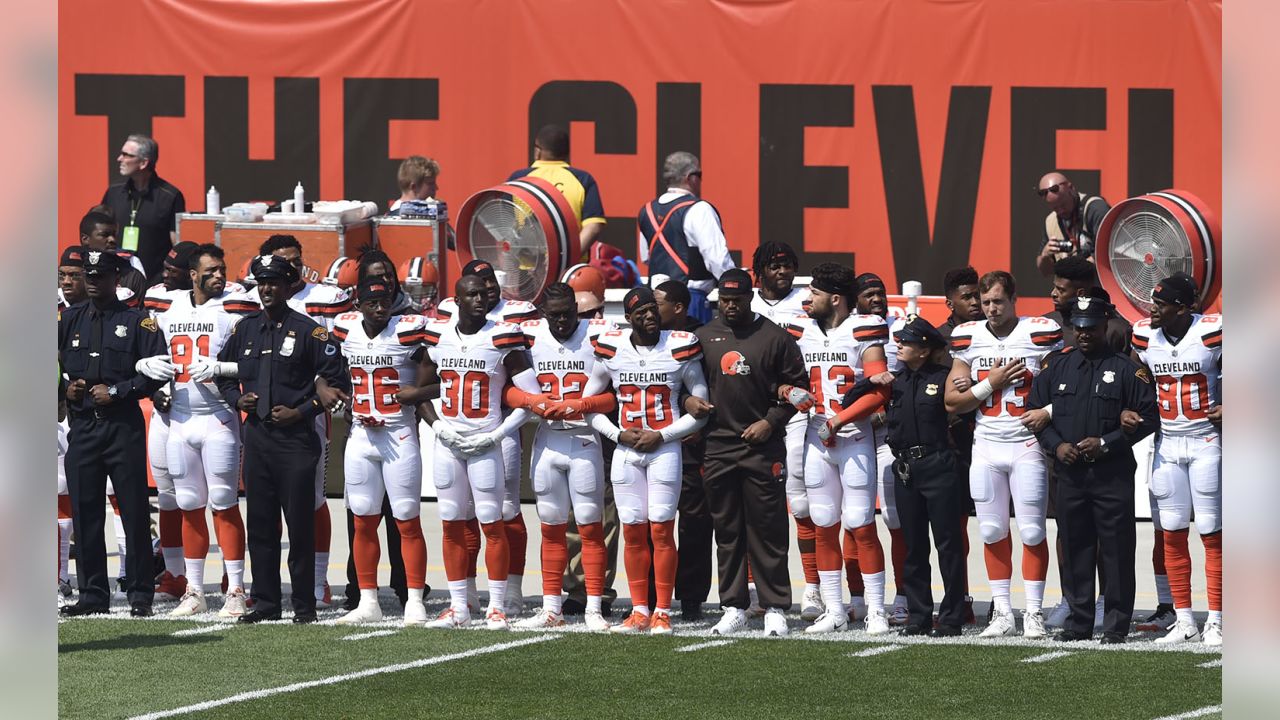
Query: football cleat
316 582 333 610
426 607 471 629
711 607 748 636
649 610 673 635
1155 619 1202 645
1046 599 1071 628
403 598 428 627
1094 595 1106 631
485 607 510 630
764 608 789 637
746 585 765 619
980 609 1017 638
584 611 610 632
1135 604 1178 633
1023 610 1047 639
515 608 566 630
169 590 207 617
334 599 383 625
889 603 910 627
800 587 825 622
865 609 891 635
154 571 187 601
806 610 849 634
1202 621 1222 647
610 610 652 634
218 588 248 618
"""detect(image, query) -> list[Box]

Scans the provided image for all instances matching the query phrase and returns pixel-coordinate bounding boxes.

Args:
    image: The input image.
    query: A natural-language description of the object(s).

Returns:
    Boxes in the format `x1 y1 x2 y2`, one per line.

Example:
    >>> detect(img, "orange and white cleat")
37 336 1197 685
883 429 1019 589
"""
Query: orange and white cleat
610 610 652 634
316 582 333 610
515 608 566 629
426 607 471 629
649 610 673 635
485 607 510 630
154 571 188 602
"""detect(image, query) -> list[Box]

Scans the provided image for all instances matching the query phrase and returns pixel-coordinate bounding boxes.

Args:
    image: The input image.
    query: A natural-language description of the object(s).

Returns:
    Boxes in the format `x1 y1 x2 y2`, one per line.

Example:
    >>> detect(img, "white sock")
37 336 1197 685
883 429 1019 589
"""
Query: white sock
1155 574 1173 605
408 587 424 604
487 580 507 612
633 604 650 617
748 582 759 600
225 560 245 591
314 552 330 591
184 558 205 595
991 579 1012 614
162 546 184 577
1025 580 1045 614
1208 610 1222 625
1176 607 1194 625
818 570 846 616
359 588 378 605
804 582 820 596
448 580 469 613
544 594 563 615
862 571 886 613
586 595 602 614
58 518 73 582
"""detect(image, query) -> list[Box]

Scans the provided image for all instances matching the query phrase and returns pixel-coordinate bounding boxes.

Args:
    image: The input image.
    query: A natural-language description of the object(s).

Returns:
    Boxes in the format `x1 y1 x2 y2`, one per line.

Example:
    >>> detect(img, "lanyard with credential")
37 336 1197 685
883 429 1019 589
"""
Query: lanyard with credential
122 191 142 251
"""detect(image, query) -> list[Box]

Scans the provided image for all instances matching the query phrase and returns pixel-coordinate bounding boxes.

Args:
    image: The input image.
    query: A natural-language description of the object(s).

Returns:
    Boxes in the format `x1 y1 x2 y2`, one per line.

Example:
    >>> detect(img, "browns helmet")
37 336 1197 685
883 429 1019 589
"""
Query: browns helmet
562 263 606 302
321 256 360 289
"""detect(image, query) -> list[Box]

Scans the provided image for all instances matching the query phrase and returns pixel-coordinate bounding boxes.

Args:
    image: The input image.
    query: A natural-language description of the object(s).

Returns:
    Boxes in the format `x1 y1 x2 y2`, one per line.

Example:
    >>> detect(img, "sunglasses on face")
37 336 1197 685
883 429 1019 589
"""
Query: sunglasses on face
1037 183 1063 198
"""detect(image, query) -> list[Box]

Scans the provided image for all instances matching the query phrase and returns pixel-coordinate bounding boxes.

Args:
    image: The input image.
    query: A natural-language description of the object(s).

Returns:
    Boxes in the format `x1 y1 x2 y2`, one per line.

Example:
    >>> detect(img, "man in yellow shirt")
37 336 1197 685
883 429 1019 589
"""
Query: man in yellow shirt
508 125 607 258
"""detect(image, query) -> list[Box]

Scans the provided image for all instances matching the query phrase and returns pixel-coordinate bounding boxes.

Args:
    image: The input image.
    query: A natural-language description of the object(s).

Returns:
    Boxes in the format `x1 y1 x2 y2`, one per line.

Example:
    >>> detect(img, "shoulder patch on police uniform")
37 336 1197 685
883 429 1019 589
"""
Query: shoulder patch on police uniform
1136 367 1152 384
311 327 329 341
140 318 158 332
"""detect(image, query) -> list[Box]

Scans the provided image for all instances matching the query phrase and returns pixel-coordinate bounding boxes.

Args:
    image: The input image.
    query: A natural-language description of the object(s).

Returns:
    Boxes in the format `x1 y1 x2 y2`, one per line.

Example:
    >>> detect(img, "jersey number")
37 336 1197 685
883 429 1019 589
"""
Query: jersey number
617 384 673 430
1155 372 1211 421
537 371 589 401
975 369 1034 417
170 335 210 382
350 367 401 415
439 369 490 419
809 365 855 415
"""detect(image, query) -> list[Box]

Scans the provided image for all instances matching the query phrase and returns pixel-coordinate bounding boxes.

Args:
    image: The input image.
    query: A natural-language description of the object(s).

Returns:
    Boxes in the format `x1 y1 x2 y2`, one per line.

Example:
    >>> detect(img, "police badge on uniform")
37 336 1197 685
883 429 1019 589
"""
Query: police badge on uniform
925 383 939 395
114 325 127 338
1102 370 1115 384
280 336 296 357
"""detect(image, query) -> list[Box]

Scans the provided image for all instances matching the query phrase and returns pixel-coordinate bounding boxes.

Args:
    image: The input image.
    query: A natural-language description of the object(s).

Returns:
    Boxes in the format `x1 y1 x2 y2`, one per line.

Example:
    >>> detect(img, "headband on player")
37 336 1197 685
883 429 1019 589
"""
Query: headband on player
357 277 394 301
808 275 853 298
1151 272 1198 307
624 287 657 313
855 273 885 294
165 241 198 270
462 259 496 279
60 247 86 267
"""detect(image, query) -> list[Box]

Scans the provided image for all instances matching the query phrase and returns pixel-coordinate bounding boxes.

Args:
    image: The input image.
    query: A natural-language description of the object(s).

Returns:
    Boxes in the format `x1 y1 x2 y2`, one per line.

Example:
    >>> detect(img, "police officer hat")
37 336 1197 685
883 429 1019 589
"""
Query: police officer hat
894 316 945 348
357 276 394 301
1069 296 1113 328
82 249 122 276
60 247 86 267
250 254 300 284
717 268 753 297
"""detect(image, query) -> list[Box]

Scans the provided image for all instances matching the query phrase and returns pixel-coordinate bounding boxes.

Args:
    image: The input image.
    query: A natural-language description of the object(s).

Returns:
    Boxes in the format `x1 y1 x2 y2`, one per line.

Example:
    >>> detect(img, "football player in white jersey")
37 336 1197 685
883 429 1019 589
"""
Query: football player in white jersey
420 275 541 630
436 259 539 615
246 234 353 608
504 283 617 631
585 287 709 636
152 244 257 617
1130 273 1222 646
57 395 73 605
327 278 433 627
945 271 1063 638
784 263 892 635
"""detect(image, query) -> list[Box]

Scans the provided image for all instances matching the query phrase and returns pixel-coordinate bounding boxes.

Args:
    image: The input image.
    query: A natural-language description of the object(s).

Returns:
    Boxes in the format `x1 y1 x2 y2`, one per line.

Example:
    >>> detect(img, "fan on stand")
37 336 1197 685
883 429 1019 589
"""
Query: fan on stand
454 176 580 303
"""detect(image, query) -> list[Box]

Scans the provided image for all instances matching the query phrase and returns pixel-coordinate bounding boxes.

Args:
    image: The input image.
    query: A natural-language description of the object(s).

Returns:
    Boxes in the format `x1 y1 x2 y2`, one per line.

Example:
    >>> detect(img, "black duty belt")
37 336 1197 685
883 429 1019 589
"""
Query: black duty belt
893 444 943 460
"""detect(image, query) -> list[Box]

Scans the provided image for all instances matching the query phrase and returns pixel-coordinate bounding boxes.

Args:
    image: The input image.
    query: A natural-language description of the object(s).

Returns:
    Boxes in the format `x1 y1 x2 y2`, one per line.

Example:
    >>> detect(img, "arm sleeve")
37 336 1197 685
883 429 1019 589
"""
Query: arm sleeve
659 361 709 443
684 202 735 279
830 358 890 426
589 412 621 443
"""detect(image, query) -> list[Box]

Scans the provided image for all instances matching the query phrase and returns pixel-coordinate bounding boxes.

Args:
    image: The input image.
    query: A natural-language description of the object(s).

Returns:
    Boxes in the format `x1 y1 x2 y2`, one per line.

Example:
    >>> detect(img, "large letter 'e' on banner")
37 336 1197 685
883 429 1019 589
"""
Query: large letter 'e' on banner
455 176 580 303
1096 189 1221 322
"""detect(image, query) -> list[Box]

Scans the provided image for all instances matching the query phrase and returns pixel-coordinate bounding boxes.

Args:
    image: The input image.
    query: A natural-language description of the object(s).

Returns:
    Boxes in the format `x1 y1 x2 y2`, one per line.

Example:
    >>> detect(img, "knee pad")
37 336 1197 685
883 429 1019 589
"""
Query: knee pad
390 497 420 522
880 503 899 530
809 501 840 529
1018 522 1046 547
437 500 464 523
473 501 502 525
789 495 810 520
501 499 521 522
573 502 601 526
347 494 378 517
842 507 875 531
154 488 178 512
616 505 645 526
649 501 677 524
1194 512 1221 536
536 501 570 526
208 486 239 512
175 485 207 512
979 518 1010 545
1159 507 1191 532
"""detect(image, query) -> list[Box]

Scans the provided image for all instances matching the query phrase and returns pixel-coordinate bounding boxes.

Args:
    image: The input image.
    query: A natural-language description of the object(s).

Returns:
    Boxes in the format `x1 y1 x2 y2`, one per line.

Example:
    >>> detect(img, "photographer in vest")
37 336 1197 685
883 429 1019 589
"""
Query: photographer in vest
637 151 735 323
1035 172 1111 278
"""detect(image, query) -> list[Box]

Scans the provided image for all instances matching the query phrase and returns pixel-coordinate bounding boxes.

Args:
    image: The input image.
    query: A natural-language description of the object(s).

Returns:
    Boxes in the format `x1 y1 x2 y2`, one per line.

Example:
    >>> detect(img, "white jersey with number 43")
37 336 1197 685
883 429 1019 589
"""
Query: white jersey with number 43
156 290 256 415
424 319 527 433
332 313 429 428
523 317 612 433
1131 313 1221 437
592 329 702 433
784 313 889 439
950 316 1064 442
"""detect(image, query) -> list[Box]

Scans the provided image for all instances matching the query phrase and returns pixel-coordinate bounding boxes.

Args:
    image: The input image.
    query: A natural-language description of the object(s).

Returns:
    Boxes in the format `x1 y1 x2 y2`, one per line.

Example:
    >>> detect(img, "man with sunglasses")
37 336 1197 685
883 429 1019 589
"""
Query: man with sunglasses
1035 172 1111 278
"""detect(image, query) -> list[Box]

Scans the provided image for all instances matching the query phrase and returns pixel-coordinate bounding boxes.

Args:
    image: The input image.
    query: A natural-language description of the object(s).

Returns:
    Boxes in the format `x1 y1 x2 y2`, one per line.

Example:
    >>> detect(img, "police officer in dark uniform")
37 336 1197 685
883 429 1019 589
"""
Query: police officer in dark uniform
1027 297 1157 643
884 317 970 637
58 250 168 616
216 255 350 623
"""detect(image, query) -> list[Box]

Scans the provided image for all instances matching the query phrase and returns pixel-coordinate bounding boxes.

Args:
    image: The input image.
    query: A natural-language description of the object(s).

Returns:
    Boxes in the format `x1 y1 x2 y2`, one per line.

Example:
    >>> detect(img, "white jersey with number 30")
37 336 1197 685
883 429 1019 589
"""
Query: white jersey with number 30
424 319 526 433
1132 313 1221 438
950 316 1064 442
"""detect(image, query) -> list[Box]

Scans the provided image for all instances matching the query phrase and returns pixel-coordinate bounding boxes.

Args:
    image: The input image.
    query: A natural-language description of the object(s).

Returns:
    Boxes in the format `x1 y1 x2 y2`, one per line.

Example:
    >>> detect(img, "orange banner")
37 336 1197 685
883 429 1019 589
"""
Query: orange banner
58 0 1221 299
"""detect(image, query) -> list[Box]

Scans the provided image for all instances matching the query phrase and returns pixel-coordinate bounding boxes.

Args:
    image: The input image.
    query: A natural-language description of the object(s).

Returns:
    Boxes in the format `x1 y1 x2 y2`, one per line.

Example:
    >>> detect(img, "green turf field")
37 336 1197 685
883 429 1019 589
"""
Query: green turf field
59 598 1221 720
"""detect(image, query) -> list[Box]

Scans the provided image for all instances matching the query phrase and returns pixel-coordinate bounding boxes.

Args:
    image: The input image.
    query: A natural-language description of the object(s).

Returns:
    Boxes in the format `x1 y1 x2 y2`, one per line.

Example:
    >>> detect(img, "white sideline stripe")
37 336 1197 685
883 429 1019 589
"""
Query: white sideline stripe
848 645 906 658
171 623 233 637
1021 651 1074 663
126 635 556 720
340 629 399 641
675 639 736 653
1151 705 1221 720
1197 658 1222 669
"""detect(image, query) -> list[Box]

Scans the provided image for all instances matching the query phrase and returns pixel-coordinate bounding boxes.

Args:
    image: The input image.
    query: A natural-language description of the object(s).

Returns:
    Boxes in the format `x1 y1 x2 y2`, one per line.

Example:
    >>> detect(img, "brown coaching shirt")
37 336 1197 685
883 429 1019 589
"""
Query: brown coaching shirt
695 314 808 467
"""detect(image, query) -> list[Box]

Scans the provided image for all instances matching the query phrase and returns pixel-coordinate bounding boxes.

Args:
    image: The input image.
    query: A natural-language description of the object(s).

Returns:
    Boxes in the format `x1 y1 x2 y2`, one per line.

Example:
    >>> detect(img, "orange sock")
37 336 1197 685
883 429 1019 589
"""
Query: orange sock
651 520 677 611
842 529 864 593
622 522 652 607
889 527 907 588
795 516 819 584
1022 540 1049 582
464 518 481 579
1152 523 1167 575
984 535 1014 581
181 508 210 559
58 494 72 520
1163 528 1192 609
540 523 569 598
314 506 331 553
480 520 509 582
108 494 120 514
815 524 842 573
1202 531 1221 612
395 518 427 590
506 513 528 576
579 522 606 598
352 515 381 590
211 507 246 561
853 524 885 575
441 520 469 582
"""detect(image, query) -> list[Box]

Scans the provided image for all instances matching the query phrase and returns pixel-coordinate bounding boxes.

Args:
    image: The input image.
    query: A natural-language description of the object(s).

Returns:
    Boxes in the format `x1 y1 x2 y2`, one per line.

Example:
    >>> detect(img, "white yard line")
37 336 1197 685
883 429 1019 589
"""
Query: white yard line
675 639 736 653
1151 705 1221 720
339 629 399 641
126 635 557 720
171 623 234 637
848 645 906 658
1196 658 1222 669
1021 651 1074 663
